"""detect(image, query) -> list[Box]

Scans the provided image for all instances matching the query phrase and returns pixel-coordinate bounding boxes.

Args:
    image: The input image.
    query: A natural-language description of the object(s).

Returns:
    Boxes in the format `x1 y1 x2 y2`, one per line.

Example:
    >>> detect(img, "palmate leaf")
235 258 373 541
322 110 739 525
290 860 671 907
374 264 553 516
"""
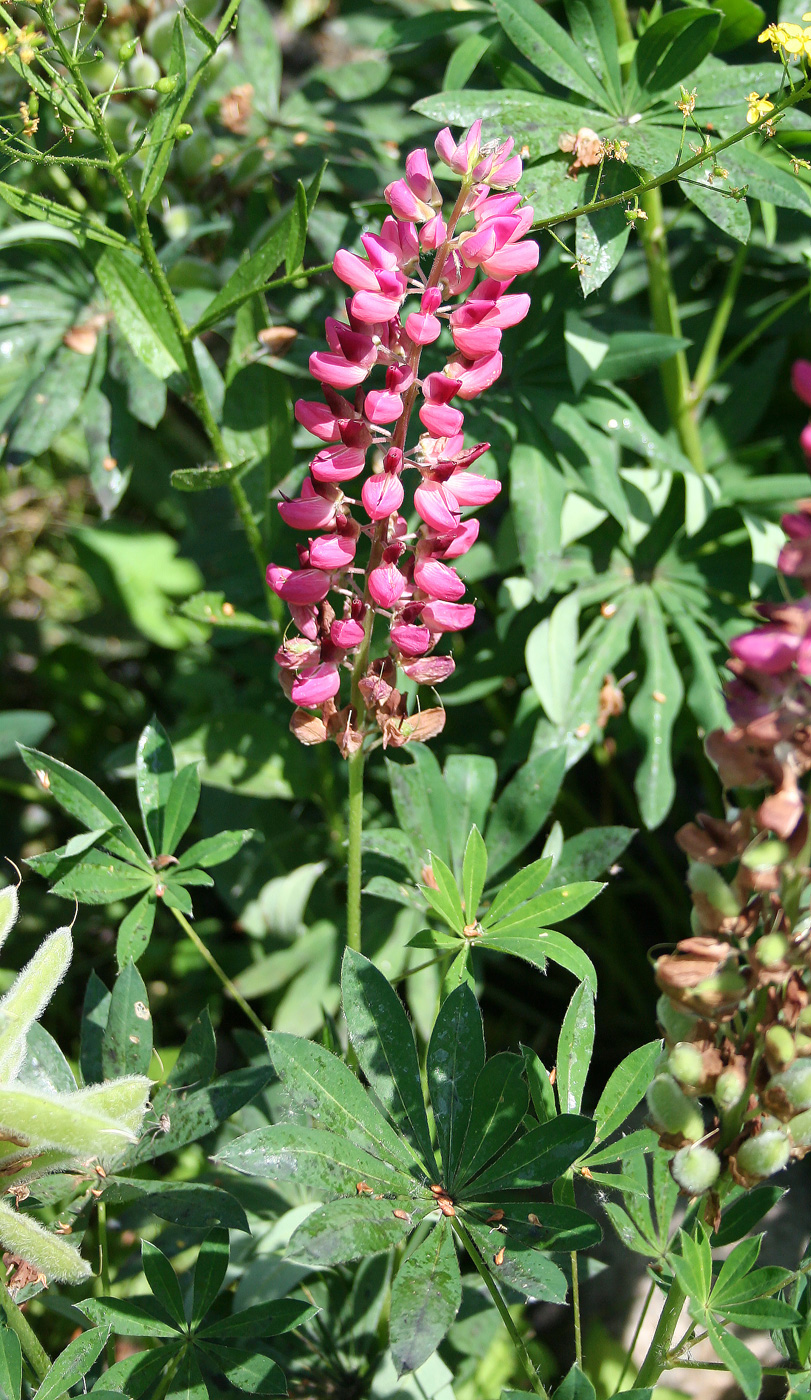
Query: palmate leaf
463 1114 595 1195
427 983 485 1188
492 0 610 108
18 746 147 865
453 1053 528 1189
390 1221 461 1376
216 1123 412 1198
463 1214 568 1303
286 1195 420 1267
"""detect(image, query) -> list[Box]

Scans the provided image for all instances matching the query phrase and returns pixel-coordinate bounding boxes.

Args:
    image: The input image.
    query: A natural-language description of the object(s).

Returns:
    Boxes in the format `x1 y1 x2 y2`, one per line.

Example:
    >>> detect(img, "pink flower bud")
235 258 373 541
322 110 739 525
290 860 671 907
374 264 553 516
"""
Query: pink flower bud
730 626 799 673
295 399 342 442
424 372 461 404
369 557 408 608
793 360 811 406
446 470 501 506
419 401 465 436
331 618 365 649
435 120 482 175
291 661 341 707
364 388 403 424
309 351 370 389
445 351 503 400
405 148 442 207
405 311 442 345
390 621 431 656
420 214 447 250
351 289 406 323
482 240 540 280
420 600 476 632
450 307 503 358
437 518 479 558
414 549 466 602
414 479 462 532
278 479 341 531
310 444 367 482
309 528 358 569
402 654 456 683
333 249 379 291
267 565 332 606
458 223 499 267
362 471 405 520
384 178 435 223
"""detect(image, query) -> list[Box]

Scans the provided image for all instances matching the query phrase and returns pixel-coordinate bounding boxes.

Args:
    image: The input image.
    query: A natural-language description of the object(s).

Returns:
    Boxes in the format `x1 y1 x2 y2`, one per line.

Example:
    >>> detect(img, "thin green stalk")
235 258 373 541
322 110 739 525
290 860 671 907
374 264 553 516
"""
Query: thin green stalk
168 905 266 1037
633 1276 686 1390
571 1251 582 1371
709 280 810 389
0 1276 50 1383
638 185 705 471
608 0 633 48
453 1219 549 1400
346 746 365 954
96 1199 115 1368
617 1278 656 1391
691 242 748 405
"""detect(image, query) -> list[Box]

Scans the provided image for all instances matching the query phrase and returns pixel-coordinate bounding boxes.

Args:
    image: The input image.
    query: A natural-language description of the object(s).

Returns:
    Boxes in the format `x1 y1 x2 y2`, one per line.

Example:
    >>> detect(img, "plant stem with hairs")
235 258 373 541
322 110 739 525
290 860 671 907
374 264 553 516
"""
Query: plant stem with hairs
0 1276 50 1384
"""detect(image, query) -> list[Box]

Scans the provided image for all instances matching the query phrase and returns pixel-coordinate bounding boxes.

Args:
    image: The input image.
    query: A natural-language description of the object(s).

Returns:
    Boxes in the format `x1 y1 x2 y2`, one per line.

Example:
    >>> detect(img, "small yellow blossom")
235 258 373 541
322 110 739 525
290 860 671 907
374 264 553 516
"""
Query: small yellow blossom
758 20 811 56
0 35 9 55
747 91 775 124
676 86 697 116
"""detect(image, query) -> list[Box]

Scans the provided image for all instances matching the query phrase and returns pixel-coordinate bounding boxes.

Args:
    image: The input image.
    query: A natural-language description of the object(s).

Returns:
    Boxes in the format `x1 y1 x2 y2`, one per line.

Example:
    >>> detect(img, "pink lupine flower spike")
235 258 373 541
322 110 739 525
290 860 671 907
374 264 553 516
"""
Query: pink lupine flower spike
268 121 537 752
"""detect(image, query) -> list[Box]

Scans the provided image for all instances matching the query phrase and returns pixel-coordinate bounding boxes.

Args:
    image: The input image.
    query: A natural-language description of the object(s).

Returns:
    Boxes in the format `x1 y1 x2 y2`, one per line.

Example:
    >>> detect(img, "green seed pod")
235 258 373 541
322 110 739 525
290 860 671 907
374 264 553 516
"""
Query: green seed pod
118 37 137 62
687 863 741 916
27 92 38 118
155 74 178 94
668 1042 705 1088
128 53 160 90
770 1059 811 1111
755 932 789 968
0 883 19 953
797 1008 811 1034
646 1075 704 1141
765 1025 796 1072
690 965 748 1013
714 1067 746 1113
736 1130 791 1179
671 1143 721 1195
789 1108 811 1148
176 123 193 140
656 995 699 1044
741 839 789 870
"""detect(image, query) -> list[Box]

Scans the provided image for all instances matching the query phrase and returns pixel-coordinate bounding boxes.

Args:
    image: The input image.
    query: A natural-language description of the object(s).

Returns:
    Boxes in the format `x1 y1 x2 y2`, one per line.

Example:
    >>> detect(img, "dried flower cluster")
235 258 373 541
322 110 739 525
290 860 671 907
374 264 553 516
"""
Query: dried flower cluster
648 500 811 1208
267 122 537 753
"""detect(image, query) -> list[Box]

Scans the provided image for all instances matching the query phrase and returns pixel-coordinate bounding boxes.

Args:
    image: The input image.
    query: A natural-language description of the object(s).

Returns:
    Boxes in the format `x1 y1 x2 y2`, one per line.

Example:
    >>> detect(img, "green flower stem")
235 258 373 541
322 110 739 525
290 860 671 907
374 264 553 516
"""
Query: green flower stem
96 1199 115 1369
346 745 365 954
638 185 706 472
571 1251 583 1371
616 1278 656 1390
708 280 810 390
0 1276 50 1384
691 242 748 406
633 1275 686 1390
453 1219 549 1400
168 905 266 1037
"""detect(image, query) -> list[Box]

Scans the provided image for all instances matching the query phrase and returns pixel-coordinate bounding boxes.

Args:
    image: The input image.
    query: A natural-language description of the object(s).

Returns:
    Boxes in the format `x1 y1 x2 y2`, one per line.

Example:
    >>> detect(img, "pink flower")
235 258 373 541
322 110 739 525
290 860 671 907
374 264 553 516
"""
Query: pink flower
369 551 408 608
435 120 482 175
419 400 464 437
730 627 799 673
333 249 380 291
309 351 370 390
331 617 365 649
420 600 476 632
446 470 501 506
385 178 435 223
445 351 504 400
267 564 332 606
402 655 456 683
309 524 358 569
291 662 341 707
438 518 479 558
310 444 367 483
390 621 431 656
362 471 405 521
295 398 344 442
414 479 462 533
278 479 341 531
420 214 447 250
405 149 442 208
414 547 466 602
793 360 811 406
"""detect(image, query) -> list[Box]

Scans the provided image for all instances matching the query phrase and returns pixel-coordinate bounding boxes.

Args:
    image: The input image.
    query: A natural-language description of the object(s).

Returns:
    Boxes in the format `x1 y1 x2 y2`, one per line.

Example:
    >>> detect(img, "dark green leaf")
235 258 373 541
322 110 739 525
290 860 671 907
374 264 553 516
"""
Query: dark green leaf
576 196 630 297
125 1063 273 1164
94 248 185 379
216 1123 411 1196
0 183 132 250
170 462 250 492
166 1349 206 1400
472 1201 601 1253
94 1342 175 1394
464 1215 568 1303
175 829 254 870
522 1044 558 1123
198 1345 285 1396
485 750 565 878
0 1329 21 1400
427 983 485 1187
483 857 554 926
705 1318 761 1400
592 1041 663 1147
443 754 498 872
545 827 634 888
0 711 52 760
556 982 595 1115
80 972 111 1085
679 172 751 244
47 849 154 905
633 8 721 93
142 1240 186 1330
265 1032 418 1174
105 1178 250 1232
36 1328 110 1400
116 894 156 969
341 949 435 1169
286 1196 419 1266
136 719 175 856
484 882 603 933
455 1054 529 1188
465 1114 595 1194
18 746 146 865
286 182 308 276
509 440 565 603
391 1222 461 1375
462 827 488 924
713 0 765 51
629 590 684 829
386 747 451 866
102 961 152 1079
719 1299 802 1328
200 1298 316 1341
482 929 597 992
552 1365 596 1400
444 29 495 89
191 1229 229 1329
141 17 187 208
711 1186 785 1247
492 0 608 105
564 0 621 102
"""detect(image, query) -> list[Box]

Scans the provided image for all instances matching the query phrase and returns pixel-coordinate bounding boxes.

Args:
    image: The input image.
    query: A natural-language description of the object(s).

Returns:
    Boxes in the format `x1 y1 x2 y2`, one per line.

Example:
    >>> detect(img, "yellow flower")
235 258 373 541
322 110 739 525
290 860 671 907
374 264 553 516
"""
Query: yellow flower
747 91 774 123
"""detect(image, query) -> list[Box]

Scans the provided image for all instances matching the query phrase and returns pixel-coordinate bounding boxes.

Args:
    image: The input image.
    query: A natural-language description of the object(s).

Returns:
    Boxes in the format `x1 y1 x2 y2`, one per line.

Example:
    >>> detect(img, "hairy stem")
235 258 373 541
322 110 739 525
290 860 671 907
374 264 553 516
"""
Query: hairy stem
346 745 365 953
633 1276 686 1390
571 1251 583 1370
168 905 266 1036
453 1219 549 1400
691 242 748 405
0 1276 50 1383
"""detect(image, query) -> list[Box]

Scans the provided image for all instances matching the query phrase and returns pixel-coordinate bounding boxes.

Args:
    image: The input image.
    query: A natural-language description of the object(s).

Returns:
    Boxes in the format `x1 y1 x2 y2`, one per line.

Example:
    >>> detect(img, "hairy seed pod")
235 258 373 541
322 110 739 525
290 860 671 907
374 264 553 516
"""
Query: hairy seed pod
737 1130 791 1179
646 1075 704 1141
687 862 741 916
689 966 748 1014
671 1143 721 1195
668 1042 705 1088
755 932 790 967
789 1108 811 1147
770 1059 811 1111
714 1066 746 1113
656 995 699 1044
765 1025 796 1072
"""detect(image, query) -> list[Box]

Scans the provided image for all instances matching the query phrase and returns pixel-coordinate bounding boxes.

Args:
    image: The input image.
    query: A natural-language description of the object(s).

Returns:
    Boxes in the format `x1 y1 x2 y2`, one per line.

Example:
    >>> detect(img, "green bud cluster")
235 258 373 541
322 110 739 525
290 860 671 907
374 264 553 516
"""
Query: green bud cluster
646 1074 704 1142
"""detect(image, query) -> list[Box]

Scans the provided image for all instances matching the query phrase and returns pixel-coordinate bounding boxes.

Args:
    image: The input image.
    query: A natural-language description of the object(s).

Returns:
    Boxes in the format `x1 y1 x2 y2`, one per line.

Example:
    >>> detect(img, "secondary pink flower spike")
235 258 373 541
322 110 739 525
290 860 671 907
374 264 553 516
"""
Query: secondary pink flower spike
267 119 538 752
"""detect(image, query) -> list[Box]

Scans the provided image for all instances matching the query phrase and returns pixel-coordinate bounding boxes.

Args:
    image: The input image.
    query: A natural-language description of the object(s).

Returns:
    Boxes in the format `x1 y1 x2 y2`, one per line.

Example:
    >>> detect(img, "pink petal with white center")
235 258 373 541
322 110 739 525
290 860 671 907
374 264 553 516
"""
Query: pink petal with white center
291 661 341 707
420 214 447 250
384 178 434 223
405 148 441 206
362 472 405 521
451 318 502 358
447 351 503 400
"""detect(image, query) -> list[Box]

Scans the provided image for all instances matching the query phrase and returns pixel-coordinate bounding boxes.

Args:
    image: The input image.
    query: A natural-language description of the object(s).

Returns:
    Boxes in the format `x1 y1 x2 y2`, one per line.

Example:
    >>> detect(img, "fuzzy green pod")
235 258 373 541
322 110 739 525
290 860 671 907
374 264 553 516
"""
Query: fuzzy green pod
789 1109 811 1148
765 1025 796 1072
176 123 193 140
737 1130 791 1179
671 1142 721 1195
690 965 748 1012
0 883 18 953
714 1067 746 1113
646 1074 704 1141
0 1199 90 1282
756 932 790 968
687 863 741 916
741 839 789 870
668 1042 705 1088
770 1059 811 1112
0 927 72 1083
656 995 699 1044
